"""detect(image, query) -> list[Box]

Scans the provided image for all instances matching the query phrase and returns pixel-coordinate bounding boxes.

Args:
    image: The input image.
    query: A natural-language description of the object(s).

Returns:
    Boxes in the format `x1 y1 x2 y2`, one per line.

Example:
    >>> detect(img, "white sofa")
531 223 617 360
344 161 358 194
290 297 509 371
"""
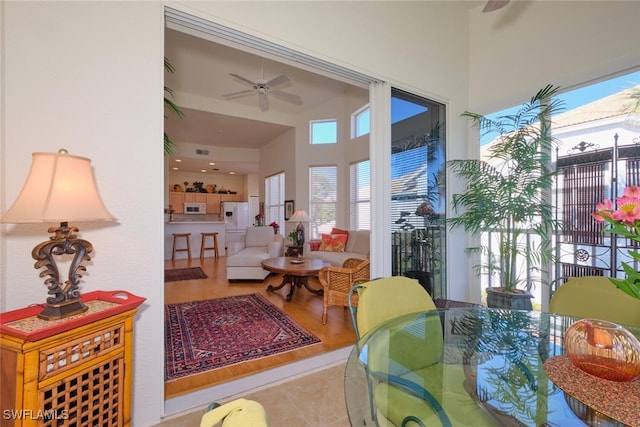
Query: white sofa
303 229 369 267
227 227 284 281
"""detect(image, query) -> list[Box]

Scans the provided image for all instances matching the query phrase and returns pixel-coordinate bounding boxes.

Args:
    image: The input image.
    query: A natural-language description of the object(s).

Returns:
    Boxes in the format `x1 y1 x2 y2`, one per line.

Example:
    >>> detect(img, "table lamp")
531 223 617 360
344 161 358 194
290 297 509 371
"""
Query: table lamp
289 210 311 246
0 150 116 320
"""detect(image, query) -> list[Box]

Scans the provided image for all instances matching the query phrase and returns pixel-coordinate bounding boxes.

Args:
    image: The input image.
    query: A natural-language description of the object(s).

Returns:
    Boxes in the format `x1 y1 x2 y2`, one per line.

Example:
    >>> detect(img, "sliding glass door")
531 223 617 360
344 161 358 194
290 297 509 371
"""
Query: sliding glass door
390 88 446 298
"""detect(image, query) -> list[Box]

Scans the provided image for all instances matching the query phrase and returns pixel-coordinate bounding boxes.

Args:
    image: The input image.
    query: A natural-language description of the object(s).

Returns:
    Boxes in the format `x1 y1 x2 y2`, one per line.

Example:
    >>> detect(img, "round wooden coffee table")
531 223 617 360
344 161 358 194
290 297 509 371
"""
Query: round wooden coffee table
261 257 330 301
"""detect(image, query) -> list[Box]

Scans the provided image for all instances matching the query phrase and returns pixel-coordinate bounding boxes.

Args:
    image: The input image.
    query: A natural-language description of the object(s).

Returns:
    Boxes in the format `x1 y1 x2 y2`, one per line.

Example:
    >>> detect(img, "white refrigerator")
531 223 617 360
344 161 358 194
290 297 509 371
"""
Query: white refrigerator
222 202 249 231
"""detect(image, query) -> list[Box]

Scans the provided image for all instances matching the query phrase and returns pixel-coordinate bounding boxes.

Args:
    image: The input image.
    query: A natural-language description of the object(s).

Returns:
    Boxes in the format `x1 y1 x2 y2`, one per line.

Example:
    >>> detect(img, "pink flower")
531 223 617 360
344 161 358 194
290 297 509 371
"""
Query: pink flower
623 186 640 198
612 195 640 224
592 199 613 223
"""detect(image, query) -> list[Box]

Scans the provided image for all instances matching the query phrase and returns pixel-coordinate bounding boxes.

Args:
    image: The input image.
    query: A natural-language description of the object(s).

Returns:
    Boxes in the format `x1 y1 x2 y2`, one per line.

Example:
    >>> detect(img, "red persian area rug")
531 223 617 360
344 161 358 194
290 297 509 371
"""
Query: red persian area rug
164 267 208 282
165 293 321 380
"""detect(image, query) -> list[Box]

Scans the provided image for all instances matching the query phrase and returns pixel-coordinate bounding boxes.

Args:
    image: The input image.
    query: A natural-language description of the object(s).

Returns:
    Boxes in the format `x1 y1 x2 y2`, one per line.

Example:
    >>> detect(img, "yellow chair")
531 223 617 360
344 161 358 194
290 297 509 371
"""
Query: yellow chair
549 276 640 327
348 277 495 427
200 399 268 427
318 258 370 324
349 276 434 340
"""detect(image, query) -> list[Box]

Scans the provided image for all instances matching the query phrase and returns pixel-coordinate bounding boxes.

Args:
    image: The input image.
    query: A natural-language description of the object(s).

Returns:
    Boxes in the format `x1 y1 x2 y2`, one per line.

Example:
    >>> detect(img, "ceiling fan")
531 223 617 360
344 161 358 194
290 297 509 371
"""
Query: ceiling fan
223 61 303 111
482 0 510 13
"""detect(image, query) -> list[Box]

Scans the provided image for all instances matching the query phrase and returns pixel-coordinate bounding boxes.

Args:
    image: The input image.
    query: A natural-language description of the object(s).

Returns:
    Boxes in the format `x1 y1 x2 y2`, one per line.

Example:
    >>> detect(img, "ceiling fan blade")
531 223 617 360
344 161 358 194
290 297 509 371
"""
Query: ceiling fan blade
265 74 290 88
223 89 254 99
229 73 257 87
270 90 303 105
258 92 269 111
482 0 510 13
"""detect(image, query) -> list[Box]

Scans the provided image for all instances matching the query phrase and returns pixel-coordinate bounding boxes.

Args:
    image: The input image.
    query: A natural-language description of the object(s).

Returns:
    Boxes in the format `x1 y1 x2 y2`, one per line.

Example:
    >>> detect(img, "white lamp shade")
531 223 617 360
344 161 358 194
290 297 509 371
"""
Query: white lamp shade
1 151 116 223
289 210 311 223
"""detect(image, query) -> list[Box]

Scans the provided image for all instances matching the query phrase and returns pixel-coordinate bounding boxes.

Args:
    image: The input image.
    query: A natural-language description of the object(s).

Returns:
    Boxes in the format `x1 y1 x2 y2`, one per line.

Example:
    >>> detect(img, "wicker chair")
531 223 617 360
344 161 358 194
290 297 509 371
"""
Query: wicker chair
318 258 370 324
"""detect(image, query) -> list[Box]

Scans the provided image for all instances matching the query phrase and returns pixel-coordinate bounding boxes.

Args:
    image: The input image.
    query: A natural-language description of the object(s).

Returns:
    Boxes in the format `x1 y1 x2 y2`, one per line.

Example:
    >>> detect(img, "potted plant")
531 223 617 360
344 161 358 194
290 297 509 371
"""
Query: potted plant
164 57 184 155
287 230 299 245
448 85 564 309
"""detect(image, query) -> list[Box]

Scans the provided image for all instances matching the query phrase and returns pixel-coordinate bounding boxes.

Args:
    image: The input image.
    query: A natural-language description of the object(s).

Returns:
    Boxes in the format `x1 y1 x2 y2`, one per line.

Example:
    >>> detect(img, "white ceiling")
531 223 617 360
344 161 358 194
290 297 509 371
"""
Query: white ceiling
164 28 365 175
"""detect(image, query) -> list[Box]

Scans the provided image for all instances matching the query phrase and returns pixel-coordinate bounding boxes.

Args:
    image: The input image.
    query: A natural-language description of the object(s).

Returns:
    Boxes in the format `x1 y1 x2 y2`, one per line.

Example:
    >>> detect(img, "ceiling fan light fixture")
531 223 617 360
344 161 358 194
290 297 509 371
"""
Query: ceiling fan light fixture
223 67 302 111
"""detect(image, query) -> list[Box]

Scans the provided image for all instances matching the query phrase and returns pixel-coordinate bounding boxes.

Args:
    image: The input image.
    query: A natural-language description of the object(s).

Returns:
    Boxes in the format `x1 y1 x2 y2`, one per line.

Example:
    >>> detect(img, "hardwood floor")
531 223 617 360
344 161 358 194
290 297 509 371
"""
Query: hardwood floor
164 255 357 399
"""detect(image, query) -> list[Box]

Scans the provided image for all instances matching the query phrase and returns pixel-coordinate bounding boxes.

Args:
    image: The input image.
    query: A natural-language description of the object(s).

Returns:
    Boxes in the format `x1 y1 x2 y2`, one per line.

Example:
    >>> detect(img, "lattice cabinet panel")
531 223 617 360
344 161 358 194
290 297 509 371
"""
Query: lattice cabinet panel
39 354 124 427
0 292 144 427
39 323 124 383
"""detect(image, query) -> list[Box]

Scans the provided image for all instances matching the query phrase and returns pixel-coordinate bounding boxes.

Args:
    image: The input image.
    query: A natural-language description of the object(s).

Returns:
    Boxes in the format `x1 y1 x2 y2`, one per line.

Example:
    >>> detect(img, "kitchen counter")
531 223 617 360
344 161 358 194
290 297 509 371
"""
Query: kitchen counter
165 221 227 260
166 220 225 224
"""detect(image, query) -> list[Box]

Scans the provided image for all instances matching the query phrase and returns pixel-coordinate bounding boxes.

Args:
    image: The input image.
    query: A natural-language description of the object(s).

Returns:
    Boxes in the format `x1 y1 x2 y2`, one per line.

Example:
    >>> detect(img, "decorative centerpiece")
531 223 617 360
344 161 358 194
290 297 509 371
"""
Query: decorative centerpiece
564 318 640 382
254 212 264 226
269 221 279 234
165 205 175 222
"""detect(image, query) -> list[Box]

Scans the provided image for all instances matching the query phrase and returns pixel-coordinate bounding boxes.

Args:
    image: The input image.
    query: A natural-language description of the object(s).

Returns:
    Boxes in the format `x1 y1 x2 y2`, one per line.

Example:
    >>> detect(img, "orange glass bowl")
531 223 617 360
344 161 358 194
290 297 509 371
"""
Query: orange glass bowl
564 318 640 382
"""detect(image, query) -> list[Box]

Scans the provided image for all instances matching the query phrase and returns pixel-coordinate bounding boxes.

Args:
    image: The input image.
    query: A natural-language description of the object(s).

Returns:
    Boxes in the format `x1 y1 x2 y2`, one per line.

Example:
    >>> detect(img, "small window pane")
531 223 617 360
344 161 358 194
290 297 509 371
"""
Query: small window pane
310 166 337 238
350 160 370 229
311 120 337 144
264 172 285 230
353 106 370 138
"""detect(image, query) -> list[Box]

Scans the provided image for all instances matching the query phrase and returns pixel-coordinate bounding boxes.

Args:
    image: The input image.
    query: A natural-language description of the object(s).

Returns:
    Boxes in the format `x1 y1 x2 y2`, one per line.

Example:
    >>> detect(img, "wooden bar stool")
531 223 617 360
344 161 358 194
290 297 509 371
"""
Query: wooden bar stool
172 233 192 261
200 232 219 259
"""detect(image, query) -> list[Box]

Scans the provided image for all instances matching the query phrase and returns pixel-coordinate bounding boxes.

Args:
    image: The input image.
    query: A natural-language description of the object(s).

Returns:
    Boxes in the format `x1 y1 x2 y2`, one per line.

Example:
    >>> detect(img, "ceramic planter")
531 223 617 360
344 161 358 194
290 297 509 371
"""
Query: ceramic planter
486 287 533 310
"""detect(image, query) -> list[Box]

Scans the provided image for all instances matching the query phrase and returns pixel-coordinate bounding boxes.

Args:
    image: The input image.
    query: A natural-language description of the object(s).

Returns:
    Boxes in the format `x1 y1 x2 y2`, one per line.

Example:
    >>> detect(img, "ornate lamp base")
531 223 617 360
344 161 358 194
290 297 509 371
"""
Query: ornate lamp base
38 298 88 320
33 222 93 321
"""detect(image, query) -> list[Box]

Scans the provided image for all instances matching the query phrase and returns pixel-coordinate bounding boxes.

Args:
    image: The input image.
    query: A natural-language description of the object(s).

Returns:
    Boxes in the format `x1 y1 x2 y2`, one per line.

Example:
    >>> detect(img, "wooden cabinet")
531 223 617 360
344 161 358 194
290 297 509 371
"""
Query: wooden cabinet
206 193 221 214
0 291 145 427
220 194 242 202
169 192 184 213
183 193 208 203
170 192 243 215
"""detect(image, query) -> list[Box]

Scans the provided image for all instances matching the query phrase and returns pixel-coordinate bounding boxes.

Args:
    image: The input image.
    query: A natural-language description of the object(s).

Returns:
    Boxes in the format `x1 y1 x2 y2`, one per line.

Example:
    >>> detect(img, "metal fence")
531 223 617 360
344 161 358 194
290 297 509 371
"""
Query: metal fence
392 223 446 299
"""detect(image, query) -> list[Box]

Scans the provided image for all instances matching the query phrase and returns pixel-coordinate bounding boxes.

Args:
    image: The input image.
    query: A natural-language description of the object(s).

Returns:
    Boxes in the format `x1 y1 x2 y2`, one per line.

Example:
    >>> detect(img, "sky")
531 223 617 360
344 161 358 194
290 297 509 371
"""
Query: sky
480 70 640 145
339 69 640 143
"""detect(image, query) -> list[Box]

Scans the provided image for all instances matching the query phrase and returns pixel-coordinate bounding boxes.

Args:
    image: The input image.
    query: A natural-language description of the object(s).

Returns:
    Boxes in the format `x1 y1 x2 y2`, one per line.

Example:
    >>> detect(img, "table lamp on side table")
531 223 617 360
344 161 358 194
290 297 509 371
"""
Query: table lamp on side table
1 149 116 320
289 210 311 246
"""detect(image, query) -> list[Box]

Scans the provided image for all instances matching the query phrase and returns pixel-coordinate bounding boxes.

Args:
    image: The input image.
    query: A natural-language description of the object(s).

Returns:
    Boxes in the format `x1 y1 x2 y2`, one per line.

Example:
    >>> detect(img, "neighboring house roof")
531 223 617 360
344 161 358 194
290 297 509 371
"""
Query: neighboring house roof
553 85 640 129
480 85 640 160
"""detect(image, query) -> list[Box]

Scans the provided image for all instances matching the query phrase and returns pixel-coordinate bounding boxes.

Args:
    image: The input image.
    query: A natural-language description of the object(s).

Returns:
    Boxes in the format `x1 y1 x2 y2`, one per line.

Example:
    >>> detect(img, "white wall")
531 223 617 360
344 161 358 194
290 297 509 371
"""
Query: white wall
4 1 640 425
468 1 640 114
1 2 165 426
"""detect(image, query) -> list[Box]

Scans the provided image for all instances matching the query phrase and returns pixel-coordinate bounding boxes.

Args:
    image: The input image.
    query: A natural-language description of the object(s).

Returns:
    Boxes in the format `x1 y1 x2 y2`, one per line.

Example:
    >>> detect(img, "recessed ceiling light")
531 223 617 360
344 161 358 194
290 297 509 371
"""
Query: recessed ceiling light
172 167 179 170
209 162 216 166
229 171 235 175
174 159 182 162
200 169 207 173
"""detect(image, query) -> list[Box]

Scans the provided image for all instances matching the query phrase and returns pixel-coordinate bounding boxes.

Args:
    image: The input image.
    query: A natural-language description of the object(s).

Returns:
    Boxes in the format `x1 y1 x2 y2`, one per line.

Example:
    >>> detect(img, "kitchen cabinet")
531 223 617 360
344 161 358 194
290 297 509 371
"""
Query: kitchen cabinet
169 192 184 213
206 193 221 214
184 193 207 203
220 194 242 202
169 192 242 215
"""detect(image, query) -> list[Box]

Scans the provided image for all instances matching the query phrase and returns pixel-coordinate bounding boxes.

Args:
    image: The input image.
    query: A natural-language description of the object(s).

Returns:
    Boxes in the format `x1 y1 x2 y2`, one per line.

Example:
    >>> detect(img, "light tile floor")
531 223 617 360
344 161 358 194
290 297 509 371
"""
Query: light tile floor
154 363 351 427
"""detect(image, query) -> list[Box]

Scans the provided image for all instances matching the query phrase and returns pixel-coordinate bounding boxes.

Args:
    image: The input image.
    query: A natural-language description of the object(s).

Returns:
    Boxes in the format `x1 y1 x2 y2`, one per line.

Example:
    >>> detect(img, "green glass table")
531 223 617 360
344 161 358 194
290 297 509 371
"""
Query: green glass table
344 307 640 427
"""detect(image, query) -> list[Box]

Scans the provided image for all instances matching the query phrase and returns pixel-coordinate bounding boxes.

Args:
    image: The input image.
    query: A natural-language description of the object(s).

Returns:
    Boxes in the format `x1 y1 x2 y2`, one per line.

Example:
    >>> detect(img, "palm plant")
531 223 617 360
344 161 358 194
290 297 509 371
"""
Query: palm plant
164 57 185 155
448 85 564 295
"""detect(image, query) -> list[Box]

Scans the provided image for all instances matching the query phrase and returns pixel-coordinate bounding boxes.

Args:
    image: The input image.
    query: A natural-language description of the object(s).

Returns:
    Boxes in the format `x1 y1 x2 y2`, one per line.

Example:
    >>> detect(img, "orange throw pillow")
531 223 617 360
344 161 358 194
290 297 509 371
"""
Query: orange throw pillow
309 241 322 251
320 233 348 252
331 227 349 235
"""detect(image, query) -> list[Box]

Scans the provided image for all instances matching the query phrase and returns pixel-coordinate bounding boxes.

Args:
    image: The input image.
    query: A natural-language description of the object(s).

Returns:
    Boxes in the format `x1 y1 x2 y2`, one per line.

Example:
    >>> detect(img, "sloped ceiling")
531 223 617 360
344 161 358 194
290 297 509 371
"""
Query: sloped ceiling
164 28 363 175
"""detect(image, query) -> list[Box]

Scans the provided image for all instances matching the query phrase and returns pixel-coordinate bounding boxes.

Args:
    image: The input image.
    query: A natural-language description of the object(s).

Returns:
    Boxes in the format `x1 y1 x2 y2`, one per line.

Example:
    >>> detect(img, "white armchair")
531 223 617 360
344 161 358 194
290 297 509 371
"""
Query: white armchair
226 226 284 281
